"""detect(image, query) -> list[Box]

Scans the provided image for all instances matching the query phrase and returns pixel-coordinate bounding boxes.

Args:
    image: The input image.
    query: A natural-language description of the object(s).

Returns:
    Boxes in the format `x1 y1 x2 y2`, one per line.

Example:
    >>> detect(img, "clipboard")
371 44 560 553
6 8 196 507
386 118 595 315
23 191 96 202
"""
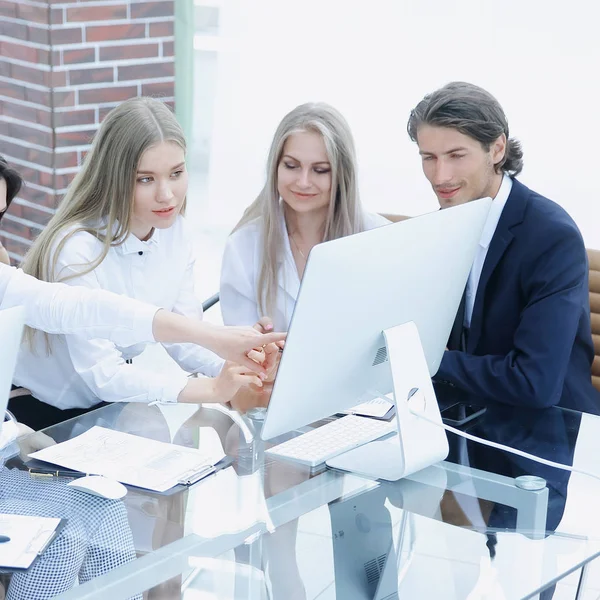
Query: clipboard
22 455 235 496
137 456 235 497
0 514 67 572
29 426 230 493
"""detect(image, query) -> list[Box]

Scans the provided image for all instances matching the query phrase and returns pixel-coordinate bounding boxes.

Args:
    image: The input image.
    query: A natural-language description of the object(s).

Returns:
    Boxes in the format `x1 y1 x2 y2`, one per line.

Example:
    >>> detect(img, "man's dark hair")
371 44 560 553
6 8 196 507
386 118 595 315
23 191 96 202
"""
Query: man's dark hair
0 155 23 223
407 82 524 176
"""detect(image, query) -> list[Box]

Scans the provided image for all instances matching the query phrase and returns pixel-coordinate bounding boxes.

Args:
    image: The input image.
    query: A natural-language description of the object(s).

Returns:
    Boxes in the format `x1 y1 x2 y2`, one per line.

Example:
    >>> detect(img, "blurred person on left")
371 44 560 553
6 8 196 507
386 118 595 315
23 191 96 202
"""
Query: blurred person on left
0 413 141 600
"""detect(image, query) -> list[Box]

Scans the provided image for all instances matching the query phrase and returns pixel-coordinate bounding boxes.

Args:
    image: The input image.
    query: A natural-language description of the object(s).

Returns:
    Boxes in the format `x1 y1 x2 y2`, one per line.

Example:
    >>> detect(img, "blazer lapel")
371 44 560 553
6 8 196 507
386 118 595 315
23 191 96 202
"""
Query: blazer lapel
468 179 528 350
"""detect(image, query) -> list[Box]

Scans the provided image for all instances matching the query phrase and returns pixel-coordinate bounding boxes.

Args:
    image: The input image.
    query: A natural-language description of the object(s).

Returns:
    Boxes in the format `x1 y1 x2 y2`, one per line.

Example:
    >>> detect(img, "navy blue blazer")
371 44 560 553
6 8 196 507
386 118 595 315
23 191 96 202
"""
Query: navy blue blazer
436 178 600 414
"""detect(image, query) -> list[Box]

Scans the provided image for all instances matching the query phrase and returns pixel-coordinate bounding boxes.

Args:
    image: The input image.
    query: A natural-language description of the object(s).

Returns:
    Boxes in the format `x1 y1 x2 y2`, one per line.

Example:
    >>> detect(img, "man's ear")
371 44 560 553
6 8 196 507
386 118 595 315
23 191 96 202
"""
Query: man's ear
492 133 507 167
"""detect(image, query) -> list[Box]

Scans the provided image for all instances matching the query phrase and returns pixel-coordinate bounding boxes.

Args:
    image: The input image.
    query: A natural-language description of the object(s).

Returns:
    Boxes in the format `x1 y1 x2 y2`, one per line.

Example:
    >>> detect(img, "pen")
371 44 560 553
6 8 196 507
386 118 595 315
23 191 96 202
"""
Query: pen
29 468 85 479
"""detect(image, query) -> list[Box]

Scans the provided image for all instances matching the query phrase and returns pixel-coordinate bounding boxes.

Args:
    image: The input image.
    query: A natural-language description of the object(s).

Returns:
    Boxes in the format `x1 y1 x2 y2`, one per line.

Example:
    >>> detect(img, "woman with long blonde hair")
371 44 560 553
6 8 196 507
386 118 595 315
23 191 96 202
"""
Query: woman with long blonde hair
12 97 270 430
219 102 388 600
0 155 284 361
220 102 388 331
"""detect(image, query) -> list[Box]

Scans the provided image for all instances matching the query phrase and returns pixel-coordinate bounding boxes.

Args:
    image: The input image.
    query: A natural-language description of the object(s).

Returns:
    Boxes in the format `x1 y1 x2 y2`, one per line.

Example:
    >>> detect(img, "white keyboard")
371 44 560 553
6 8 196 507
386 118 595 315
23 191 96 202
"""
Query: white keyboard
265 415 397 467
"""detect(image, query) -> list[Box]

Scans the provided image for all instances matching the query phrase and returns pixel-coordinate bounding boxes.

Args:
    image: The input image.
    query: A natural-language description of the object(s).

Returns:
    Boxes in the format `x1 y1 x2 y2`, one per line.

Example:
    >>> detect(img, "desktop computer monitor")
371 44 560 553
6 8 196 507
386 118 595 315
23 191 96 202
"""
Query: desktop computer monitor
261 198 491 441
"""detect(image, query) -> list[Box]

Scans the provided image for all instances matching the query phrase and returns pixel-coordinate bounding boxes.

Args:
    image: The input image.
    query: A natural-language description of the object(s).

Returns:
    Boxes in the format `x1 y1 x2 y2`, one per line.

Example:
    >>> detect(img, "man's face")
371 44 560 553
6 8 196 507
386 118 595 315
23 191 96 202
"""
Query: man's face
416 125 506 208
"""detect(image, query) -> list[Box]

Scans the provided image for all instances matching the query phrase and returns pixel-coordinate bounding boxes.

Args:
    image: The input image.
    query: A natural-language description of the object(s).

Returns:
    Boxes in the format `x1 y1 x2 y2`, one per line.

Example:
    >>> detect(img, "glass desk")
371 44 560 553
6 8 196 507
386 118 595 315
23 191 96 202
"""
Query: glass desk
6 386 600 600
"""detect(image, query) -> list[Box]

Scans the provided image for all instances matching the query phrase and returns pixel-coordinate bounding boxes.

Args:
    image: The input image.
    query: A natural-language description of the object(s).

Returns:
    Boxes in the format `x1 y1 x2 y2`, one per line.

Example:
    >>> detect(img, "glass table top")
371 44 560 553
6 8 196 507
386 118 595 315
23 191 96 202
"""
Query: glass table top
6 386 600 599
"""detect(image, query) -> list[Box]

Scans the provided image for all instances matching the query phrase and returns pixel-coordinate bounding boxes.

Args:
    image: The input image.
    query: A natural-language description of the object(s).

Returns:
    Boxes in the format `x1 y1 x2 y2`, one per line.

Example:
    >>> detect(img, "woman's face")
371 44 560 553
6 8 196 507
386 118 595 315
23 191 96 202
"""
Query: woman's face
277 131 332 218
130 141 188 240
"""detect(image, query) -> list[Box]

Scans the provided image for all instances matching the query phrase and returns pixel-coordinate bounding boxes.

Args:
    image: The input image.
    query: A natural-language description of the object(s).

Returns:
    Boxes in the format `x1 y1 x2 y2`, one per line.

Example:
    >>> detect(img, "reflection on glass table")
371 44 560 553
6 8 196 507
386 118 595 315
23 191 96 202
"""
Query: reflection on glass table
10 389 600 599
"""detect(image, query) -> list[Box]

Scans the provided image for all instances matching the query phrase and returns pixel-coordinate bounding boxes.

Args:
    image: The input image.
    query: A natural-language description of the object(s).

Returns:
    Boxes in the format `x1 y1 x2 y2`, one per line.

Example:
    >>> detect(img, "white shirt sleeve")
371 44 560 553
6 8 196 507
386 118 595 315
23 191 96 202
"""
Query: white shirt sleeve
220 231 262 327
161 244 225 377
50 242 189 405
0 263 157 345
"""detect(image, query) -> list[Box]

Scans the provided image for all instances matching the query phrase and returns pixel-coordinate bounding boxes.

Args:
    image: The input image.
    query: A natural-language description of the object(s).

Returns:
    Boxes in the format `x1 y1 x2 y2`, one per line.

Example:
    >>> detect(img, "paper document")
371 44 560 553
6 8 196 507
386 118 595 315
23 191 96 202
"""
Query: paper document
0 514 63 570
343 395 395 419
30 426 226 492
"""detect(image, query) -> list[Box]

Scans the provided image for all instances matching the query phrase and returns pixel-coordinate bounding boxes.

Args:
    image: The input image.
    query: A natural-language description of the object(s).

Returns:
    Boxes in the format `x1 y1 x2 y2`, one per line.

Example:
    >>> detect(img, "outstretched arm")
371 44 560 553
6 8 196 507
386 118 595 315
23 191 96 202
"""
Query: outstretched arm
1 265 285 375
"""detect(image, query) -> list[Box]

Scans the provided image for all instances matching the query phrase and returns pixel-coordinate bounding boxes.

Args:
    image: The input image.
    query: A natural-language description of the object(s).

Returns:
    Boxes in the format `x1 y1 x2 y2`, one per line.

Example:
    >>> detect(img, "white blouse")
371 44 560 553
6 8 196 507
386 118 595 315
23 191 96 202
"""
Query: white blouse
0 263 156 345
14 216 224 410
220 212 390 331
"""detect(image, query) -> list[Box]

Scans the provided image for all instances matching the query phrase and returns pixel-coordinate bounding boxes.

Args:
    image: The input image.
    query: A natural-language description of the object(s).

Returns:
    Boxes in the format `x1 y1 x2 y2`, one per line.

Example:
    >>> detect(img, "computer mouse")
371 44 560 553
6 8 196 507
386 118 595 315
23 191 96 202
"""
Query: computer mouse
67 475 127 500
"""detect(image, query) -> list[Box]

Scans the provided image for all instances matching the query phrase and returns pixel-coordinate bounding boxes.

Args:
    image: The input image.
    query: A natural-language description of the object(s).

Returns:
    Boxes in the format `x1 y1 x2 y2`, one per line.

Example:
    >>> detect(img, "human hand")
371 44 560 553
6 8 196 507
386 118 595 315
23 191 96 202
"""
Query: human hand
229 380 273 414
213 361 264 404
203 322 286 375
252 316 284 377
16 423 56 461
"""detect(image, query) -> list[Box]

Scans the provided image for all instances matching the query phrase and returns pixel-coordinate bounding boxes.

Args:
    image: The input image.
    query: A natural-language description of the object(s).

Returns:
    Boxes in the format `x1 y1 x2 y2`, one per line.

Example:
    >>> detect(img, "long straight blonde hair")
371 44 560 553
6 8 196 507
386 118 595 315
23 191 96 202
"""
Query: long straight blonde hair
22 97 186 347
233 102 367 317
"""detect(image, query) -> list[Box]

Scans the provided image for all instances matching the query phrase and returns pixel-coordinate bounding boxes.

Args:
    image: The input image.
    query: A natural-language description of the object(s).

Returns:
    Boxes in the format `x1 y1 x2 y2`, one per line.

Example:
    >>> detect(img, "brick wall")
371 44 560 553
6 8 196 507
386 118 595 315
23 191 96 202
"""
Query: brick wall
0 0 176 263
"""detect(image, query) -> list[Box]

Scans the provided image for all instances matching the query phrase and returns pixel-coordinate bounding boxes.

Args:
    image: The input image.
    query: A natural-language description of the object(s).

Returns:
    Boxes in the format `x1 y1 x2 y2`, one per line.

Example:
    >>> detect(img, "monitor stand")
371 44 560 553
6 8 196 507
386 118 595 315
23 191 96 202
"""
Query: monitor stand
326 321 449 481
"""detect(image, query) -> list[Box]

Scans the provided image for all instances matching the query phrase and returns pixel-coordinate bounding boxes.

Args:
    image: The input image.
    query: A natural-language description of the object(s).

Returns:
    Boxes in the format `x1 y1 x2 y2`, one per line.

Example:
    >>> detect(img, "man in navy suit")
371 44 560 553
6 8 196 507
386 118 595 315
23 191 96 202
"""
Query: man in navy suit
408 81 600 414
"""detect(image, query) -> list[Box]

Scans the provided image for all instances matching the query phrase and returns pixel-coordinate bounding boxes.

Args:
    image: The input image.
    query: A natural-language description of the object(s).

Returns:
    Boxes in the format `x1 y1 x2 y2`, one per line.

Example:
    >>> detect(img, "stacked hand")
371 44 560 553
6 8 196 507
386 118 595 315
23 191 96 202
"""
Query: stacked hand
228 317 283 413
178 317 285 407
202 320 285 376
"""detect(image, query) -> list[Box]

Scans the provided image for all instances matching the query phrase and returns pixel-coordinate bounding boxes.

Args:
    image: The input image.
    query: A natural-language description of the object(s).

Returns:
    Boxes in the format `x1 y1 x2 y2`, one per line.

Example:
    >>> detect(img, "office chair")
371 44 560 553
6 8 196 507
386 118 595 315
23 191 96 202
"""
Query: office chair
202 293 220 313
379 213 410 224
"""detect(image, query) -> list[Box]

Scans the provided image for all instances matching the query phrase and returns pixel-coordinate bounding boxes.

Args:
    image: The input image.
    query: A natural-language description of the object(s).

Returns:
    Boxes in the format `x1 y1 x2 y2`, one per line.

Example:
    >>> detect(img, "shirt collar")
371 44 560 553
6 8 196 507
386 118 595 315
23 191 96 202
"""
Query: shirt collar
479 174 512 249
117 227 161 255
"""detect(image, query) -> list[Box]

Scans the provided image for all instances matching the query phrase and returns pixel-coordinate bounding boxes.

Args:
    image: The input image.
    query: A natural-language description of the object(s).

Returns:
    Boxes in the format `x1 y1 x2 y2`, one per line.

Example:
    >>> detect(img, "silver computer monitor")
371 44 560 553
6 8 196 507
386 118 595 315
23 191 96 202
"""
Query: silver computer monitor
261 198 491 441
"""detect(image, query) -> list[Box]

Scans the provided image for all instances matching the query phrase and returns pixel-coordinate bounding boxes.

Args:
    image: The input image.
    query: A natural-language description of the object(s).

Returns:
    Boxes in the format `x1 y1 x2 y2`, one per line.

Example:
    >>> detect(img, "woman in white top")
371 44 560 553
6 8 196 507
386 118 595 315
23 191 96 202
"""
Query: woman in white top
13 98 271 430
220 102 389 332
219 102 388 600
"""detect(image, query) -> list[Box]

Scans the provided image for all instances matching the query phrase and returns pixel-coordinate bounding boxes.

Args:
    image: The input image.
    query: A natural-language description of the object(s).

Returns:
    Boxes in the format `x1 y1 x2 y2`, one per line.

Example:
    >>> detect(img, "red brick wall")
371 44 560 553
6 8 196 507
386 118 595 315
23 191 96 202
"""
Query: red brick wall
0 0 175 262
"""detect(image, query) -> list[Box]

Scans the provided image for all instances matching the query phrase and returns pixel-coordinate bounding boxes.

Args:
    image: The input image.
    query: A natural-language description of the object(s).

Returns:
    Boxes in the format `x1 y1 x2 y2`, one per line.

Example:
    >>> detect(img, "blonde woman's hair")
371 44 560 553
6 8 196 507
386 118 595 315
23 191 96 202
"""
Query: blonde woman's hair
233 102 367 317
22 96 186 348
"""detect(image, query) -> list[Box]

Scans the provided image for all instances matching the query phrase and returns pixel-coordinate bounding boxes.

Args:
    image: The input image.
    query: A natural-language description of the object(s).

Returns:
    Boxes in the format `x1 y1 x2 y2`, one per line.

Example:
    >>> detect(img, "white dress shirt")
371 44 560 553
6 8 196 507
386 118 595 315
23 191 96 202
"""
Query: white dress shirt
220 212 390 331
14 216 224 410
0 264 157 345
464 175 513 327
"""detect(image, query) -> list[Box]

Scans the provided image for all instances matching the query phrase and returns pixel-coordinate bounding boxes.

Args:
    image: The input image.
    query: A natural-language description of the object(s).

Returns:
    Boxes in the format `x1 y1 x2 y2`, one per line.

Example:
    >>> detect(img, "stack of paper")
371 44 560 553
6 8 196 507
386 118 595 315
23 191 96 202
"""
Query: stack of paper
342 395 395 420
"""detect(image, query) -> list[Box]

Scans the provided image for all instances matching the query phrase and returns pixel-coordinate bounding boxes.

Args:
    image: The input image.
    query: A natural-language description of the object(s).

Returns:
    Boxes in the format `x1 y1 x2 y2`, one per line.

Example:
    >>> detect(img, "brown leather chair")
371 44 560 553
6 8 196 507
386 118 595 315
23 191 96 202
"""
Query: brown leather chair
588 249 600 391
380 214 600 391
380 213 410 224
